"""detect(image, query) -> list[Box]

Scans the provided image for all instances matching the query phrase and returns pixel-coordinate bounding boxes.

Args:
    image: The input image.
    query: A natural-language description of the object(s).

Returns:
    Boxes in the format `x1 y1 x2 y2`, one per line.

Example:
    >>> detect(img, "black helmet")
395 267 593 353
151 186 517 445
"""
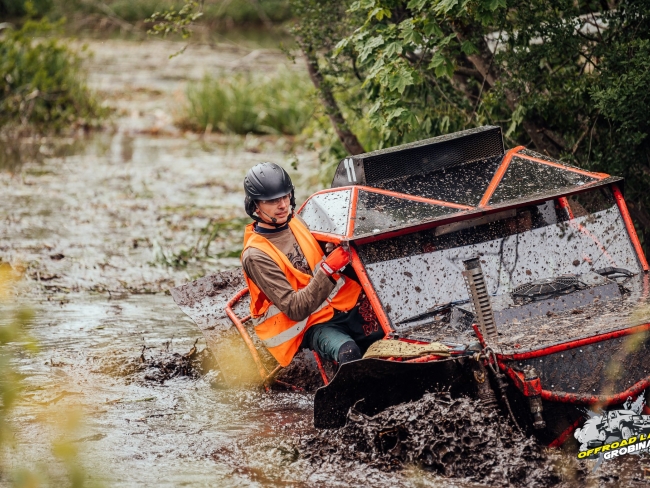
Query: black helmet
244 162 296 224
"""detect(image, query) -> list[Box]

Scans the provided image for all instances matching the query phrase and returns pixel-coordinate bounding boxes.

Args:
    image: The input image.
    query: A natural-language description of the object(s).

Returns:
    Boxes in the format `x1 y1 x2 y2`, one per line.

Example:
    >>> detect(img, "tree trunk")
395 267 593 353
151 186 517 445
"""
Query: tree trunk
302 48 366 155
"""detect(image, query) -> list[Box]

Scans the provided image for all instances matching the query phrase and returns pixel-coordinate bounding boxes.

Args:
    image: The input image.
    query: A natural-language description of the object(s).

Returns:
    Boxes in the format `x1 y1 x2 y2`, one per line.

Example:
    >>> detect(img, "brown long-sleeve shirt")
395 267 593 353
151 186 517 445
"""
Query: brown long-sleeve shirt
241 216 335 322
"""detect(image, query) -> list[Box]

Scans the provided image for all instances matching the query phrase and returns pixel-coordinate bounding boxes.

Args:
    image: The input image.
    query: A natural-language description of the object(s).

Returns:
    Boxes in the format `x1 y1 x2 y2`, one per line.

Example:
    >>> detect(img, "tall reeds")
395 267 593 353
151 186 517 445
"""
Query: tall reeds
184 67 315 135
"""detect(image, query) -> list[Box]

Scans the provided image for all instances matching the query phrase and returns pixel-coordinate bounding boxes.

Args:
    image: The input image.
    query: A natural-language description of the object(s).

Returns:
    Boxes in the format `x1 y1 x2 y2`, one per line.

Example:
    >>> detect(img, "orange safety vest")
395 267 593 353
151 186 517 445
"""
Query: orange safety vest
242 218 361 367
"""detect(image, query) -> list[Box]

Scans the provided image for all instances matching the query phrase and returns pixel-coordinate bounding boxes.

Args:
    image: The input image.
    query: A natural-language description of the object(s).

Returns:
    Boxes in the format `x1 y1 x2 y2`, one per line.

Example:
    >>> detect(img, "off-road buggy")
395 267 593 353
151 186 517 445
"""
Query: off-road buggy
172 126 650 447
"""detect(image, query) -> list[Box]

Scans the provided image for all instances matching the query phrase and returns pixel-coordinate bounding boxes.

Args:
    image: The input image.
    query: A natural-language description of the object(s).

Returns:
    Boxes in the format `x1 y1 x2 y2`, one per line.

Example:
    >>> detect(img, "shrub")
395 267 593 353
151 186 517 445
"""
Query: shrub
0 0 51 18
0 18 104 132
185 66 315 135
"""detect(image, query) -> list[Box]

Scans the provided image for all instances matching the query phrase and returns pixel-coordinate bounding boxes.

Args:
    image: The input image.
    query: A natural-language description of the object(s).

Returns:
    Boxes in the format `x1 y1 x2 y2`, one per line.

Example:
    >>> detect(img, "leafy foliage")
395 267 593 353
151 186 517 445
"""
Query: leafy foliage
147 0 203 39
146 0 650 249
292 0 650 251
117 0 292 26
0 18 104 132
0 263 100 486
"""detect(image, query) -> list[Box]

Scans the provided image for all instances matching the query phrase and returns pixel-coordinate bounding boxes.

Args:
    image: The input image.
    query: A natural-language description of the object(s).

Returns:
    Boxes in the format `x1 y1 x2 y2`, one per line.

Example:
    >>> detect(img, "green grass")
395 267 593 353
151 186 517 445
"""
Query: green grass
101 0 292 25
184 67 315 135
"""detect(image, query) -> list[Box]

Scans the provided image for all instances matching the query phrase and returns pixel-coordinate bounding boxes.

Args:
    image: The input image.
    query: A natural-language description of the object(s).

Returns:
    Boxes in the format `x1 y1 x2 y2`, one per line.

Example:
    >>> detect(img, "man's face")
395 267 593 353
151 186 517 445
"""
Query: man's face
255 194 291 225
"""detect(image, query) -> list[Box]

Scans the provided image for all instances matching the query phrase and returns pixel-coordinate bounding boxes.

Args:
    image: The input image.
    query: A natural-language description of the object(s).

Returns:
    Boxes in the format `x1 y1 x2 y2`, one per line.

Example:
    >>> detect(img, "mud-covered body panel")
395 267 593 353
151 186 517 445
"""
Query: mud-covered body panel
509 329 650 396
314 356 472 428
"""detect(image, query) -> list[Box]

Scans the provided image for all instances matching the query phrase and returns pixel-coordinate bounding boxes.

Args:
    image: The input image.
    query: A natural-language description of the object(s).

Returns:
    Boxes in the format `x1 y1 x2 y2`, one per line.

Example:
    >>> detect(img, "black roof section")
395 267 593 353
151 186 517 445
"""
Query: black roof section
331 126 504 188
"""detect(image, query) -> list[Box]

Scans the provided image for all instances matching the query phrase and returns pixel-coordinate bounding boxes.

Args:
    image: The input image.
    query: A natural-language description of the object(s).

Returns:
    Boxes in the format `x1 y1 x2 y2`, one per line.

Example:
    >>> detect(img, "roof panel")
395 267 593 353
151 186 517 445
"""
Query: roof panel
489 156 599 205
353 190 460 237
375 154 503 207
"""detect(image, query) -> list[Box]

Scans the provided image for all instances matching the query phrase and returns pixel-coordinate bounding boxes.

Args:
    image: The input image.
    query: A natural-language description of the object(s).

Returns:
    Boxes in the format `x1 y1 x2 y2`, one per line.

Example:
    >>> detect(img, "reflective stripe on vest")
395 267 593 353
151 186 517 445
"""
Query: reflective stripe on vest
253 276 345 327
257 277 345 348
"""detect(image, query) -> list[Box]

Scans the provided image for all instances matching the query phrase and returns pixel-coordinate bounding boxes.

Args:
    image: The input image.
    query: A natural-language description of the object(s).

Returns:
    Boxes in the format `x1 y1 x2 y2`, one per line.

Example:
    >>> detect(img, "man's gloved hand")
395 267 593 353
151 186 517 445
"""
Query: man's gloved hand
320 246 351 277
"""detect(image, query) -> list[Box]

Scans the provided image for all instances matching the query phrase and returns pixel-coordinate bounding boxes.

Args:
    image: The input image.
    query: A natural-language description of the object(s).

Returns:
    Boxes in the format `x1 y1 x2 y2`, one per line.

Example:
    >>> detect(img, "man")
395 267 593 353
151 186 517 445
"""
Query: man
240 162 384 368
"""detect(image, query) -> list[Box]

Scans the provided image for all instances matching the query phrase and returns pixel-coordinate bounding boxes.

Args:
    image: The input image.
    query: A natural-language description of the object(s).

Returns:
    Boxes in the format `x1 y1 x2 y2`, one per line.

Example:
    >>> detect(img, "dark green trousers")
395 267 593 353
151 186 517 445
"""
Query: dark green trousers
301 305 384 362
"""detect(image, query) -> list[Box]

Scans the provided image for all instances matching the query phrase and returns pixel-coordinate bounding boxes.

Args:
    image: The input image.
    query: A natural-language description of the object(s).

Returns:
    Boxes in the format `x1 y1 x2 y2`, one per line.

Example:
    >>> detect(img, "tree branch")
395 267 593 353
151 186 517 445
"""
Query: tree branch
302 48 365 155
454 66 484 81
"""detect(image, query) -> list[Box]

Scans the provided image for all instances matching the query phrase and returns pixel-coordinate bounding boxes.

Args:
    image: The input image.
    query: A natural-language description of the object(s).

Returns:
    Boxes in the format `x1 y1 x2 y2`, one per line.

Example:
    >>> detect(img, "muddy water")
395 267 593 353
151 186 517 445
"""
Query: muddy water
0 38 416 487
1 38 646 487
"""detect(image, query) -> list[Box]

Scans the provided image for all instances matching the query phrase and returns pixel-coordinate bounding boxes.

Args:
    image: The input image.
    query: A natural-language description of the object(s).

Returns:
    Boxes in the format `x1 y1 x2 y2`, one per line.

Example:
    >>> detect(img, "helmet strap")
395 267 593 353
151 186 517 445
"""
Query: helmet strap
253 207 295 228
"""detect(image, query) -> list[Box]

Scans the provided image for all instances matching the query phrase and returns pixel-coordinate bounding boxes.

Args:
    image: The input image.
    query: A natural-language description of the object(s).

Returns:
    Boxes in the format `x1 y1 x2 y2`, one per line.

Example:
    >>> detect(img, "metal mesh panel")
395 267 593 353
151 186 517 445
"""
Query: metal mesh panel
362 126 503 185
376 154 503 206
489 156 598 205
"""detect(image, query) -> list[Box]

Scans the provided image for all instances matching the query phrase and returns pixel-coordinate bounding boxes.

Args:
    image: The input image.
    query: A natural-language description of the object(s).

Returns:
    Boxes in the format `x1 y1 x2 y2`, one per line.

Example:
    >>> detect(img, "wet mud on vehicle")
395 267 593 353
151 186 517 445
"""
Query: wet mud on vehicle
171 126 650 449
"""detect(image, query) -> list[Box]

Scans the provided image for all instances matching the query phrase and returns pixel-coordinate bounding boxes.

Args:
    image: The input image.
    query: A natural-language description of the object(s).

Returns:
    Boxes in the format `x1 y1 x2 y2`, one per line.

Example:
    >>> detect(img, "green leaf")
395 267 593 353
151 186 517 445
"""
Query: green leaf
388 67 414 94
400 24 423 45
422 20 443 37
368 7 391 20
461 40 479 55
439 115 450 132
432 56 454 77
359 0 377 9
358 35 385 63
386 107 408 121
428 51 445 68
434 63 447 77
333 38 349 57
433 0 459 14
407 0 428 10
384 41 404 58
367 100 382 116
439 33 456 47
366 57 386 79
506 104 526 137
488 0 506 11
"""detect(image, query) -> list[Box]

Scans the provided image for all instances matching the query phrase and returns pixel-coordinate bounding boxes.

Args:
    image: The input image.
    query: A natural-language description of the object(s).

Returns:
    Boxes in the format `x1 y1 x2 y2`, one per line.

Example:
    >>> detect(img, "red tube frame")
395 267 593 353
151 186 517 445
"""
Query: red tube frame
312 351 330 385
297 185 473 217
358 185 472 211
499 322 650 361
404 354 447 363
517 153 609 180
352 177 618 245
349 246 394 336
479 146 525 207
548 417 584 448
225 287 282 389
557 196 574 219
539 376 650 406
497 358 650 407
612 184 650 272
347 186 360 238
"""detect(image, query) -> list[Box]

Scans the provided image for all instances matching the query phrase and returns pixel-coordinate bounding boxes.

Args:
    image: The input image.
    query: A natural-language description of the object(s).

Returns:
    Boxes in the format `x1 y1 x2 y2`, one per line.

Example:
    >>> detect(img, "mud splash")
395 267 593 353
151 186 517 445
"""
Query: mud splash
94 339 217 384
302 392 560 485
